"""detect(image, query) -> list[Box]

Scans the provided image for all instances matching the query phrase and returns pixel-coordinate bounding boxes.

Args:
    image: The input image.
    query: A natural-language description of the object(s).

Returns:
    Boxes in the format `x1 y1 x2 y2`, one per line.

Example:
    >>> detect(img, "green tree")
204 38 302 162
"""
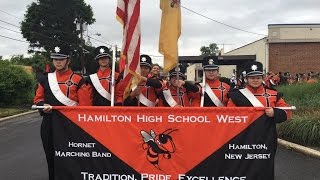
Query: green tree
21 0 95 70
200 43 220 56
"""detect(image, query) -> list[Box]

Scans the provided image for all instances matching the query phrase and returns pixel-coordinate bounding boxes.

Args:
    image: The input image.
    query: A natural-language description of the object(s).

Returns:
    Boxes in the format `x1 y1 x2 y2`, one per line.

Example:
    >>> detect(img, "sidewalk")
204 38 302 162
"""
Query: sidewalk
0 110 38 122
277 139 320 159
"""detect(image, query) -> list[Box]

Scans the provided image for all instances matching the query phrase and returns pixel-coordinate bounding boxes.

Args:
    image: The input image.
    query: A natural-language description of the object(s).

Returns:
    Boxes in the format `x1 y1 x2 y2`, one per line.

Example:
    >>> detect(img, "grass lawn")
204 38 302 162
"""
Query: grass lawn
0 108 30 118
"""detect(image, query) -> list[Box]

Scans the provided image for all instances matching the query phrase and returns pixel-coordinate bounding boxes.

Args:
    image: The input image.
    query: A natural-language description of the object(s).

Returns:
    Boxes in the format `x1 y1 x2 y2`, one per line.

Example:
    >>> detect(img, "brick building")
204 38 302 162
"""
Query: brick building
268 24 320 74
225 24 320 75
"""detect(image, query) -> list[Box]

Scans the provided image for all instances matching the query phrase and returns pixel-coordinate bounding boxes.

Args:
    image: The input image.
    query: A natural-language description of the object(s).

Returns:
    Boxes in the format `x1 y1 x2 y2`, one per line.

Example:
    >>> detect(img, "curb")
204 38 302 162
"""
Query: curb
0 110 38 122
278 138 320 159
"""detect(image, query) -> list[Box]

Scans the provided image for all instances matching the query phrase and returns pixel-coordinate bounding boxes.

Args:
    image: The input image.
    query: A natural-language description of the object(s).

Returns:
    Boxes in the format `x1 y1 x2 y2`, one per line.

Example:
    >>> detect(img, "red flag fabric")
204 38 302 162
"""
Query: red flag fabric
116 0 141 98
119 55 126 73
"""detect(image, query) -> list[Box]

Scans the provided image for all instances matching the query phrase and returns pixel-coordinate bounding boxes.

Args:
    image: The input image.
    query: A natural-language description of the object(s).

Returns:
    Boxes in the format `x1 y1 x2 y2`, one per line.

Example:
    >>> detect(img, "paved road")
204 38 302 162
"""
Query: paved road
0 113 46 180
0 113 319 180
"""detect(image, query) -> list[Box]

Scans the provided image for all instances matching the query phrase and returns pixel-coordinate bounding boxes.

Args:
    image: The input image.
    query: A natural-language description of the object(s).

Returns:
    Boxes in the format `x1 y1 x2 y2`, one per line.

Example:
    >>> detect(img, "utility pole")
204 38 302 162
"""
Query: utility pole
79 19 85 74
77 18 87 74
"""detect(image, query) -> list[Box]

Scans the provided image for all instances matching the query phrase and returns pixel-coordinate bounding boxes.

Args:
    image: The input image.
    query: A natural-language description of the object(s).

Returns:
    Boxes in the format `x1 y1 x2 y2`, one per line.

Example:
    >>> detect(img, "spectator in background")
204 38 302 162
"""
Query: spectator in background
230 74 237 90
149 64 161 79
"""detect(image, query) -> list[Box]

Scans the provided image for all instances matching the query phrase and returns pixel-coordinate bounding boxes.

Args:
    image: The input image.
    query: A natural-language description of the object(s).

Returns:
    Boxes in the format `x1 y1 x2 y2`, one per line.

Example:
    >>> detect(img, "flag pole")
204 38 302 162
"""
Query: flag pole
111 45 117 107
200 69 205 107
176 62 181 106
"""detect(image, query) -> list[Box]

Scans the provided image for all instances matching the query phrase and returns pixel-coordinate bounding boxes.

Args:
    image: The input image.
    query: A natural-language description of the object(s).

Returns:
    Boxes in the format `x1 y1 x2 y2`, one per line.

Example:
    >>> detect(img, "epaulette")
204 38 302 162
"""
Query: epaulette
264 84 278 91
73 72 83 76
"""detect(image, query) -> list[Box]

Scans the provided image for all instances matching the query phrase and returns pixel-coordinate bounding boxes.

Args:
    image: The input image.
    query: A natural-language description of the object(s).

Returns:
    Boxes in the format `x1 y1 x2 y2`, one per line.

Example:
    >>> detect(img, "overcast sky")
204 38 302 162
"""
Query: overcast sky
1 0 320 65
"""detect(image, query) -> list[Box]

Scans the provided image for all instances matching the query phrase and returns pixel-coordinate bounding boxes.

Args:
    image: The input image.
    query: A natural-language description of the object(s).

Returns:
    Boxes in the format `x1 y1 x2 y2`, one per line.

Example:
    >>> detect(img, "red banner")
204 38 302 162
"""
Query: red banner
52 107 276 180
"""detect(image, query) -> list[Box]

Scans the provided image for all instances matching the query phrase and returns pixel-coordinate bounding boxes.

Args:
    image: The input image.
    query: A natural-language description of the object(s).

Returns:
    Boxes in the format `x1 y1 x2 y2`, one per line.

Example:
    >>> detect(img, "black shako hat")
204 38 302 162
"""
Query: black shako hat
94 46 111 60
203 56 219 70
140 54 152 68
244 61 264 77
50 44 71 59
169 64 186 80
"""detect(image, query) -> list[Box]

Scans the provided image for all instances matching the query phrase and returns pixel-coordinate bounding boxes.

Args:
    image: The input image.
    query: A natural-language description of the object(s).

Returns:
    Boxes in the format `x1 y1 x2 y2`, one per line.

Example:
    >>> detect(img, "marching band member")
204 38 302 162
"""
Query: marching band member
86 46 120 106
33 44 91 180
158 64 200 107
227 61 292 123
193 56 230 107
123 55 162 107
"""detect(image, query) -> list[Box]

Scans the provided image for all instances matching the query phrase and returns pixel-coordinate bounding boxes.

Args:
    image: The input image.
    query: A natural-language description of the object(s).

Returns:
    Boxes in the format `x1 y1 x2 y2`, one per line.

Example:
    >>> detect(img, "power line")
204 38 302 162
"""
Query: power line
0 9 163 58
0 9 23 20
0 19 20 28
0 25 21 33
180 5 267 36
87 26 116 47
0 19 88 51
88 25 113 44
0 19 112 51
88 35 113 47
0 34 28 43
0 8 95 39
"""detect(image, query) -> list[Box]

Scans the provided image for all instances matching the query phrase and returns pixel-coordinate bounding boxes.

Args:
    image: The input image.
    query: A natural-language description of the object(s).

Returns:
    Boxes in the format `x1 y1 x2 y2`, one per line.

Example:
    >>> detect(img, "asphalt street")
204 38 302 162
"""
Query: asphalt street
0 113 319 180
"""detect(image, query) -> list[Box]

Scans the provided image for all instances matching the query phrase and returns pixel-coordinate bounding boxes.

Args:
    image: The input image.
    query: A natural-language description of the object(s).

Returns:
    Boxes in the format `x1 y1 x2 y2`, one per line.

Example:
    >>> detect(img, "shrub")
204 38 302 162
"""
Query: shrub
0 63 35 106
278 111 320 146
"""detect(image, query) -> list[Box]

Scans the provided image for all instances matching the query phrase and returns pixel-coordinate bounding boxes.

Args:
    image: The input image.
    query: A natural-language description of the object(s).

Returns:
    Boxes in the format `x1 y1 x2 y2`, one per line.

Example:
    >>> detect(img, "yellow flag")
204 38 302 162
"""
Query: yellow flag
159 0 181 72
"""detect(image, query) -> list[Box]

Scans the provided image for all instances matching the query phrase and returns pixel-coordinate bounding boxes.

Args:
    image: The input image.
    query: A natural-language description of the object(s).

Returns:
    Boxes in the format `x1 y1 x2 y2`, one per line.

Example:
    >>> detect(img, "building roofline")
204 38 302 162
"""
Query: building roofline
178 55 256 63
225 37 267 54
269 23 320 27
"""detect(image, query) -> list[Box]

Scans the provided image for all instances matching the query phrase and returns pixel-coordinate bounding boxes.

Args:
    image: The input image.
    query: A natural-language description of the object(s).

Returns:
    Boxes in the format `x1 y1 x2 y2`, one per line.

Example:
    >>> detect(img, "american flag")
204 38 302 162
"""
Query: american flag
116 0 141 98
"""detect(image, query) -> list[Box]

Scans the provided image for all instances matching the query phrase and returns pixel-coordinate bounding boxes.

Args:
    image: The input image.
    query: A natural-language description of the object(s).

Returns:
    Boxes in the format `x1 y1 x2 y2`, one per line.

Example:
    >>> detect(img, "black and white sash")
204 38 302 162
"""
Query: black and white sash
204 83 224 107
132 86 156 107
163 89 178 107
48 72 78 106
139 94 157 107
239 88 264 107
89 73 111 101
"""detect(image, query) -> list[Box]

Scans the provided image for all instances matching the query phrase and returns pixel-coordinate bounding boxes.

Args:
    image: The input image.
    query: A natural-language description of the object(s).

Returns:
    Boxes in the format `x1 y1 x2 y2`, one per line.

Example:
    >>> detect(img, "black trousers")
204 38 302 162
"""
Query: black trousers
40 115 55 180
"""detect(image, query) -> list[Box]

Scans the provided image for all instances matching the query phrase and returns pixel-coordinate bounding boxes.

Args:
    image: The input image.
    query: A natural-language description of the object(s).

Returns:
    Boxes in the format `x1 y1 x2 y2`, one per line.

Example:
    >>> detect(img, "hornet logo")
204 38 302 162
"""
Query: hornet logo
140 128 178 170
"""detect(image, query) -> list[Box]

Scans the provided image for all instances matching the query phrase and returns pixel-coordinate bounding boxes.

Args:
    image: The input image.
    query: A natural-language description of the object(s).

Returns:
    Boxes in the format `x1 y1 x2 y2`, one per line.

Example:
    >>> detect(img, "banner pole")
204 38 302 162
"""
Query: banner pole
31 105 52 110
111 45 117 107
274 106 297 110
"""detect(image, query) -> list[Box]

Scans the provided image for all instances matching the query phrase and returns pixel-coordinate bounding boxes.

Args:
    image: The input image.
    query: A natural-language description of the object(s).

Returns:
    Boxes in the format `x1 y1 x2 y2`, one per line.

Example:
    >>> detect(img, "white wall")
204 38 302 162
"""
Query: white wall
225 38 267 73
269 24 320 41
